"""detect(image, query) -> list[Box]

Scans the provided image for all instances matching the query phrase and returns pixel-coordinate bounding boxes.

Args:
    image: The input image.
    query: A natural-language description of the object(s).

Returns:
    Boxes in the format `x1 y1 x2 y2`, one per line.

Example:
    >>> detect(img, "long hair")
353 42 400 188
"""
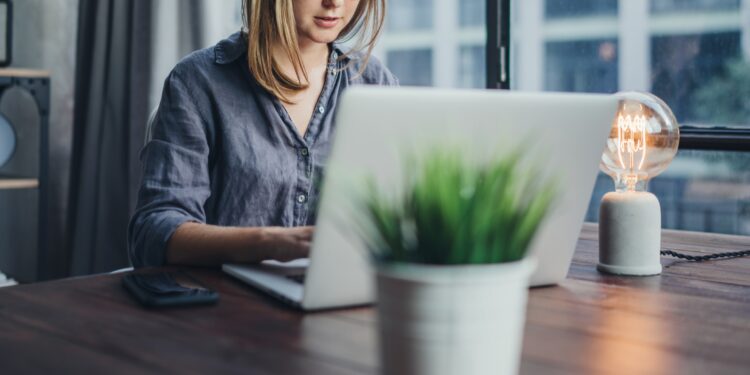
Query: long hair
243 0 386 103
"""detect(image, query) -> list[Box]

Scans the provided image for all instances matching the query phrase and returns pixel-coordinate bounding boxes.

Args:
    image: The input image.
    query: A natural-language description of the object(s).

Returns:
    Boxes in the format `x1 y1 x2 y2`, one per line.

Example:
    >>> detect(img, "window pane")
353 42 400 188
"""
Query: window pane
377 0 486 88
460 0 485 27
386 49 433 86
545 0 618 19
545 40 618 93
587 150 750 236
651 32 742 124
388 0 433 31
512 0 750 235
459 45 485 88
651 0 740 13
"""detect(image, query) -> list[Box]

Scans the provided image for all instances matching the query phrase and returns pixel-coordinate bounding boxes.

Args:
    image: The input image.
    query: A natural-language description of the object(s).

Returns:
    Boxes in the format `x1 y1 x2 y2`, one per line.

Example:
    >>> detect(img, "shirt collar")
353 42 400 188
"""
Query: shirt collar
214 31 246 65
214 31 348 66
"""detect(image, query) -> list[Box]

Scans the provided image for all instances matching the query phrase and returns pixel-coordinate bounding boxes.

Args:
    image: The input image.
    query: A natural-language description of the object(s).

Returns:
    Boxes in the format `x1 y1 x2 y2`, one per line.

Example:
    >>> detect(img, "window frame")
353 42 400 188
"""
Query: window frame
487 0 750 152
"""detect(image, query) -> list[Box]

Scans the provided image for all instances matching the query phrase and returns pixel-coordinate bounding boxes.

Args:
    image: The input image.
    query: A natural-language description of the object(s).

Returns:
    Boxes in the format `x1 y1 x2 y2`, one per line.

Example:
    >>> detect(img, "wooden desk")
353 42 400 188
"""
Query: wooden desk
0 224 749 374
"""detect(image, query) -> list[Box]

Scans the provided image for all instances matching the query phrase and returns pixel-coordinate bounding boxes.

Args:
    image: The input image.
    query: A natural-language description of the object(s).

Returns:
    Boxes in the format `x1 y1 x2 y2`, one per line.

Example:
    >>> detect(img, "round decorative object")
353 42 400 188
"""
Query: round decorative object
0 112 14 167
599 91 680 192
0 85 40 175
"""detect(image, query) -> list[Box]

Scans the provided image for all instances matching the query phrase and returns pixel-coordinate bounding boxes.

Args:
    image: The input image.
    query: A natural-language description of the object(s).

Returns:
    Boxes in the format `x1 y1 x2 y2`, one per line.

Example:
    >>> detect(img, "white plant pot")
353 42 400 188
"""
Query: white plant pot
375 258 535 375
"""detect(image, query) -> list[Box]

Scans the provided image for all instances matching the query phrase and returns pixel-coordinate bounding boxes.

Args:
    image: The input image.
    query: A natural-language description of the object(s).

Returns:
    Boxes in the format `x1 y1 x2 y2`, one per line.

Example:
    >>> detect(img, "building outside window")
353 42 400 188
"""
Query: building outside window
386 49 434 86
545 39 618 93
545 0 618 18
460 0 485 27
387 0 434 31
650 0 740 13
375 0 486 88
459 45 486 88
652 32 742 124
513 0 750 235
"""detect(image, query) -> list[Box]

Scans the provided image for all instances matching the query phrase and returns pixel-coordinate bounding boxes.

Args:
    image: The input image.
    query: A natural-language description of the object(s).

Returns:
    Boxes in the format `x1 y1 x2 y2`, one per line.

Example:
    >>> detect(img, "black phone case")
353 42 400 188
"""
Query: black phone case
122 272 219 307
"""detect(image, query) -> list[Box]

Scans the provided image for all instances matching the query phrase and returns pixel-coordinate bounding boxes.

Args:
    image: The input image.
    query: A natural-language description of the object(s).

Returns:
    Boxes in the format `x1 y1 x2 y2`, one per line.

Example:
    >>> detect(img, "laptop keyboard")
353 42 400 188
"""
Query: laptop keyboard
286 273 306 284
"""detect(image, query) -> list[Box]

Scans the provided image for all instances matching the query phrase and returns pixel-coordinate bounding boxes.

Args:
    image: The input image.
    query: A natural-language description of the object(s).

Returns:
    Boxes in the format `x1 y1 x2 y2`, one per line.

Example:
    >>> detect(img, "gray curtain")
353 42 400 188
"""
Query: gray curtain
67 0 212 275
67 0 152 275
179 0 206 57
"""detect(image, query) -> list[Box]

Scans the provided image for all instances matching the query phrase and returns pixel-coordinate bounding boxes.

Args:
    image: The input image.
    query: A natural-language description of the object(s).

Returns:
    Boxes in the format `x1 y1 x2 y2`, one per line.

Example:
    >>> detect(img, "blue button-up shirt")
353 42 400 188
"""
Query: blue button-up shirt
128 32 398 267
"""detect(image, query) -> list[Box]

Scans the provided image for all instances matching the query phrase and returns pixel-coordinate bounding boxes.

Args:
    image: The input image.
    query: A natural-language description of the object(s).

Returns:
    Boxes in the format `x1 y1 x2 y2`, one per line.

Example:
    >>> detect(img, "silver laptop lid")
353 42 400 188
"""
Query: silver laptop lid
302 87 617 309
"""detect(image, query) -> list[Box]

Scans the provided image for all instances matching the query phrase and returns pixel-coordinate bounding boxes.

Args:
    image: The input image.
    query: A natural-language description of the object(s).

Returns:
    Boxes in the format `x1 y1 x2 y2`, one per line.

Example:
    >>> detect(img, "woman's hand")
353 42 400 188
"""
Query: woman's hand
261 226 314 262
166 223 314 266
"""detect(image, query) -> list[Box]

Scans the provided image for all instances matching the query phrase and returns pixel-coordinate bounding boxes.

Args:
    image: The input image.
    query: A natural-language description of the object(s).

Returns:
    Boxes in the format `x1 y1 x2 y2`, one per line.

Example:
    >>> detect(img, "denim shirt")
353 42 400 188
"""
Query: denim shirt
128 32 398 267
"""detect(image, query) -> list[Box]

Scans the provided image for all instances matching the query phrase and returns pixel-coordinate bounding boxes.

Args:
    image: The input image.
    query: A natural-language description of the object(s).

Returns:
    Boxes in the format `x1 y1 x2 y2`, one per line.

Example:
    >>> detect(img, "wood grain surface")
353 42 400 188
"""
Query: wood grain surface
0 223 748 374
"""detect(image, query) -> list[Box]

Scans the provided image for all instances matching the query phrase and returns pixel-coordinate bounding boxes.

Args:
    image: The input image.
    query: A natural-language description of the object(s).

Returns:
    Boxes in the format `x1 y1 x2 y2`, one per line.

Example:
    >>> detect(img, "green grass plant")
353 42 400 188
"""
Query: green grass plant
356 147 557 265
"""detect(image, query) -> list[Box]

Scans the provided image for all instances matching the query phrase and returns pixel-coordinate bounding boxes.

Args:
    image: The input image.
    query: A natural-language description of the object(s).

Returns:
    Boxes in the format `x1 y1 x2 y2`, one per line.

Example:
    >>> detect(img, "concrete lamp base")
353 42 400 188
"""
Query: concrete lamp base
597 191 662 276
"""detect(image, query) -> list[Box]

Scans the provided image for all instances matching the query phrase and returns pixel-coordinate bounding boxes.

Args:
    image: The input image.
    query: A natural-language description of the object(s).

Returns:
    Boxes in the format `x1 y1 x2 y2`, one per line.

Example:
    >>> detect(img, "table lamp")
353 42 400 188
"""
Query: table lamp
598 92 679 276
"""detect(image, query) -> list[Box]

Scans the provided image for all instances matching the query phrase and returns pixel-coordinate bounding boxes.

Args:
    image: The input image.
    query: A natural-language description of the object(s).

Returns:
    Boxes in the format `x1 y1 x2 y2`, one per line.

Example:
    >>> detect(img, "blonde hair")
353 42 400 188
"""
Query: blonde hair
243 0 386 103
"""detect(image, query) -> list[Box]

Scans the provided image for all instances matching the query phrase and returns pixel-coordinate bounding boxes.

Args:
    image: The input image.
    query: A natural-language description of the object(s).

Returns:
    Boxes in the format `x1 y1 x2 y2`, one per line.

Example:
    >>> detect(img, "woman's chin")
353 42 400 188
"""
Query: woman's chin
303 30 341 46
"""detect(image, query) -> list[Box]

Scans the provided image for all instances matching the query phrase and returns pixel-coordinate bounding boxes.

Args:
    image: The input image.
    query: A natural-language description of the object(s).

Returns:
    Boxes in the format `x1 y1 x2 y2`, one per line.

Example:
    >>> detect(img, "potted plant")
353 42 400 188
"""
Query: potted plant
354 147 556 375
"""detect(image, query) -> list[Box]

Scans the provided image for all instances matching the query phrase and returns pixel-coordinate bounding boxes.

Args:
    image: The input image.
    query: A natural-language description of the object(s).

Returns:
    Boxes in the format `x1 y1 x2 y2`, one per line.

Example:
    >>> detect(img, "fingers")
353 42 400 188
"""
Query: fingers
260 226 315 262
287 226 314 245
296 241 312 258
295 226 315 241
275 242 310 262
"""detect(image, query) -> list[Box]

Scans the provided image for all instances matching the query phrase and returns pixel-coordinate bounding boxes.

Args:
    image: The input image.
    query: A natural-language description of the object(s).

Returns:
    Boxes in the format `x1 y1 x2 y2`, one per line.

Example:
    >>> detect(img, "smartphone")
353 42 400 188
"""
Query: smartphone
122 270 219 307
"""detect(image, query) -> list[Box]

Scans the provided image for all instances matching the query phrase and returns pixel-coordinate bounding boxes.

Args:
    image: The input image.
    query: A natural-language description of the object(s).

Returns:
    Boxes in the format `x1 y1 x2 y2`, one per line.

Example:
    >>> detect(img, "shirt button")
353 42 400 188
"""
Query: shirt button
300 148 309 156
297 194 307 203
318 105 325 114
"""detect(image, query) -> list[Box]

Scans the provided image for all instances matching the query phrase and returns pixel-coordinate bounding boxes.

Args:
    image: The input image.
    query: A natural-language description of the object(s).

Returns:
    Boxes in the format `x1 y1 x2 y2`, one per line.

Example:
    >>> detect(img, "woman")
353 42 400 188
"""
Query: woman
128 0 396 267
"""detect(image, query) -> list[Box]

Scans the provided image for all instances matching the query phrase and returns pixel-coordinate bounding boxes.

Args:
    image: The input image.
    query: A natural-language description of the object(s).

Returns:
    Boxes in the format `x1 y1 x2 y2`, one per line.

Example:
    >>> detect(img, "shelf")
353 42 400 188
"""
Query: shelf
0 178 39 189
0 68 51 78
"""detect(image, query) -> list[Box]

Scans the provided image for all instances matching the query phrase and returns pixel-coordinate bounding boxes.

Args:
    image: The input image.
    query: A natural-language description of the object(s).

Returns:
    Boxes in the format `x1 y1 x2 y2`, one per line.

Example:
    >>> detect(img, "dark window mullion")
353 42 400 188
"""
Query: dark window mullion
486 0 510 89
680 127 750 151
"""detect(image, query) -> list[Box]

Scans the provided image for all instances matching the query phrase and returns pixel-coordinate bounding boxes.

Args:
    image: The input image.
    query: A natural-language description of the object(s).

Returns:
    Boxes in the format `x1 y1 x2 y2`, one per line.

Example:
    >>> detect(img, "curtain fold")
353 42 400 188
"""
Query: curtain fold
67 0 152 275
68 0 219 276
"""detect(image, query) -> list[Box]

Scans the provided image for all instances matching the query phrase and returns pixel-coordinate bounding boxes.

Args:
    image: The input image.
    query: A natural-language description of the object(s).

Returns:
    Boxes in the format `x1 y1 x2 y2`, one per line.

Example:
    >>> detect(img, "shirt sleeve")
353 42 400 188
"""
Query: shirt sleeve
127 69 212 268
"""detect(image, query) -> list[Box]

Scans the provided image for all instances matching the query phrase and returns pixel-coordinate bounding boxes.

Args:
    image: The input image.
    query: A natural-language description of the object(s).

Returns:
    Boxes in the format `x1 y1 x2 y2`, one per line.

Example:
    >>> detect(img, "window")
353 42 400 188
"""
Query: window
545 40 618 93
652 32 743 125
459 45 486 88
460 0 485 27
587 150 750 235
651 0 740 13
506 0 750 235
377 0 486 88
387 0 433 31
545 0 618 19
386 49 433 86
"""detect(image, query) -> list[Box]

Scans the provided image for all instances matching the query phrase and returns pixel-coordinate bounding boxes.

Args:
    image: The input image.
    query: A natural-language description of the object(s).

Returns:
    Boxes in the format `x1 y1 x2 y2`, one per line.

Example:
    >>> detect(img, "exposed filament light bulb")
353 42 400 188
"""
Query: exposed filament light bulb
597 92 680 276
600 93 679 193
616 110 648 190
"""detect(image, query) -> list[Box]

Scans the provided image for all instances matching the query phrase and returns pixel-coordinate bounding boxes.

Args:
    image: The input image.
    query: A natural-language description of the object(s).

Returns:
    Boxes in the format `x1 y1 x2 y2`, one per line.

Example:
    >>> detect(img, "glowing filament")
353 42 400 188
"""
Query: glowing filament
616 114 647 172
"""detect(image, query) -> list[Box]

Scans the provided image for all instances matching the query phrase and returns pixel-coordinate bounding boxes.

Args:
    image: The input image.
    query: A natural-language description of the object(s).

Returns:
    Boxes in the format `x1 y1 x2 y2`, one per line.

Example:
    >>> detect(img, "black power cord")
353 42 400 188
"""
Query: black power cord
661 249 750 262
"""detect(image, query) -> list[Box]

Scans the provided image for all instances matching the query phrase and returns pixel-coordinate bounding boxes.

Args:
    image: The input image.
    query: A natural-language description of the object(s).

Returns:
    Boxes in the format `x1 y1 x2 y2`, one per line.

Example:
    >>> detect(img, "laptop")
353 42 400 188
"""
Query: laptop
223 87 618 311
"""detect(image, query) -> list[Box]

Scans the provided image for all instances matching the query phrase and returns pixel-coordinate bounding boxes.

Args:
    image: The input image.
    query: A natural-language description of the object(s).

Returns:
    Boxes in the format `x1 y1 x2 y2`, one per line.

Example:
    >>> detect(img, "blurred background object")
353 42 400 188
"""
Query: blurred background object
0 0 74 284
0 70 49 283
0 0 12 67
